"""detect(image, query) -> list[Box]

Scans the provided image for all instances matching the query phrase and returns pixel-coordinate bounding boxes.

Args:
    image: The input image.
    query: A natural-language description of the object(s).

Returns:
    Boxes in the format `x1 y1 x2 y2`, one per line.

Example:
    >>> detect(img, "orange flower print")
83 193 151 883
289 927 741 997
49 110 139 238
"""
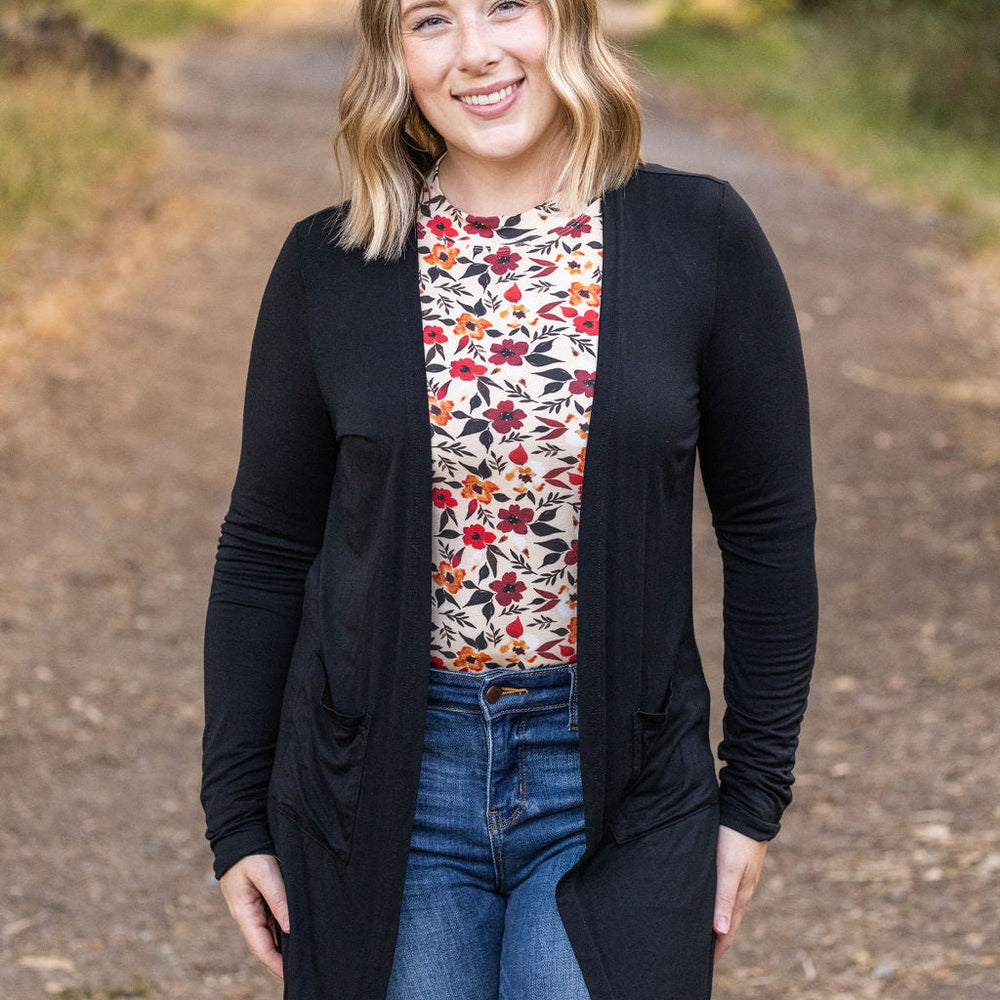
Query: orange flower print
433 560 466 594
568 281 601 307
453 647 491 672
424 243 460 269
454 313 490 340
428 394 455 426
505 463 537 493
499 637 530 659
568 616 577 644
451 357 487 380
461 475 500 503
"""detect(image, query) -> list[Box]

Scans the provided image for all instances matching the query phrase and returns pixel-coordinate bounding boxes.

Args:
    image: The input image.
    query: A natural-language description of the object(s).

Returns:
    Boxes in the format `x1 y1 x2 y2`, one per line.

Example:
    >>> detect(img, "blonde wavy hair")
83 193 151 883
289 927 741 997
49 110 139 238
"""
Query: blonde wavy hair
328 0 643 261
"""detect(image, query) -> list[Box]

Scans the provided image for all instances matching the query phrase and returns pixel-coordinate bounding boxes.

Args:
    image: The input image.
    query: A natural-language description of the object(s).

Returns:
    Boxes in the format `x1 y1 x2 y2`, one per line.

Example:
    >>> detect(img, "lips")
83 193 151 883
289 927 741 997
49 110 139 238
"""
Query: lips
454 77 524 106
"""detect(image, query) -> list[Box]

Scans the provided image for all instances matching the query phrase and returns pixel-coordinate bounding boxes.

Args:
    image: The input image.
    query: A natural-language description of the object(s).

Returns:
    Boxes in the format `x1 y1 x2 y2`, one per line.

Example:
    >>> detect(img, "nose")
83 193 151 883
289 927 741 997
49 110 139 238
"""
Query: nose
455 17 501 75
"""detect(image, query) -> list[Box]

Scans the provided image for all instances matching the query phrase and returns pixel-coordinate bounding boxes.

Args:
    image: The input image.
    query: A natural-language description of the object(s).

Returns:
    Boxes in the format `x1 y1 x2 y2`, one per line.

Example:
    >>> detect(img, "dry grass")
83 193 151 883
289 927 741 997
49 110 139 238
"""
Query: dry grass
0 69 157 270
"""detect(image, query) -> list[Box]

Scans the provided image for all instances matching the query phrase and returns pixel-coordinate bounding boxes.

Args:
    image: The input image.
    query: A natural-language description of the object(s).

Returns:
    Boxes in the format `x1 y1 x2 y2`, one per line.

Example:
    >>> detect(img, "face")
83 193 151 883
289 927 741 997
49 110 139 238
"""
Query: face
399 0 566 177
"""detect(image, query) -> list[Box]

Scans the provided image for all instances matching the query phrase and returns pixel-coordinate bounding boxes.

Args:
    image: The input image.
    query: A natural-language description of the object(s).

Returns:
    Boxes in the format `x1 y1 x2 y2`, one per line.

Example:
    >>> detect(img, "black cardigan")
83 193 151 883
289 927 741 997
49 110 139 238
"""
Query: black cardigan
200 162 818 999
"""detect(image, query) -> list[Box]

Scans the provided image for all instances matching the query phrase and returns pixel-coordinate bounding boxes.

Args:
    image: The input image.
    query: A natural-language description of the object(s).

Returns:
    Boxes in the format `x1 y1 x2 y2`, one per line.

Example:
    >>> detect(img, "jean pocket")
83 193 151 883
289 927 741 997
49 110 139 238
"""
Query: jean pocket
269 651 371 864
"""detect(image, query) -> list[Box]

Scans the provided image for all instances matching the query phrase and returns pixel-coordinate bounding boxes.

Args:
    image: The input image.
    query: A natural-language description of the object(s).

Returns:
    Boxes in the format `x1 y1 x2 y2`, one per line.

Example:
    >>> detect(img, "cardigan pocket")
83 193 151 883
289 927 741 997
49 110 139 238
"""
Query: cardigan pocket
609 694 716 845
269 650 371 865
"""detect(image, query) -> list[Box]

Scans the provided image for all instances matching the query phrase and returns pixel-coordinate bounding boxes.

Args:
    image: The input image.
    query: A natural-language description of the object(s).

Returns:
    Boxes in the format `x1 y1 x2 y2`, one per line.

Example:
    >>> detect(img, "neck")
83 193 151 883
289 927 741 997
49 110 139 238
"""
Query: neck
435 141 570 218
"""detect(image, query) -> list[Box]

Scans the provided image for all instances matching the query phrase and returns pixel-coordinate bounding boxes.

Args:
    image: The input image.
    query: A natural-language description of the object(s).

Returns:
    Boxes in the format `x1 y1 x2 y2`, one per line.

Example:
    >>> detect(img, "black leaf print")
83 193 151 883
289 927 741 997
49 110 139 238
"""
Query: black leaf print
418 162 601 672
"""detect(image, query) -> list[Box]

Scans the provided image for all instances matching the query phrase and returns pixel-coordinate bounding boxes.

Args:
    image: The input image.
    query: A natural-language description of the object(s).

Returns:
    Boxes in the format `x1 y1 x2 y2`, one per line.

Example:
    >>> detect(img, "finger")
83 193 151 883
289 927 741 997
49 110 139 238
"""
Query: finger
252 858 291 935
713 861 741 937
713 866 764 963
241 909 284 982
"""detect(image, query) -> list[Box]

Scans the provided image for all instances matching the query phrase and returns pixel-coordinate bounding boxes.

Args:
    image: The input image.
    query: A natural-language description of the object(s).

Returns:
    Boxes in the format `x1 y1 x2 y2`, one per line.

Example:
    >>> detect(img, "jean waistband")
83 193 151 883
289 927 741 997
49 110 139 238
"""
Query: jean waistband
427 663 578 726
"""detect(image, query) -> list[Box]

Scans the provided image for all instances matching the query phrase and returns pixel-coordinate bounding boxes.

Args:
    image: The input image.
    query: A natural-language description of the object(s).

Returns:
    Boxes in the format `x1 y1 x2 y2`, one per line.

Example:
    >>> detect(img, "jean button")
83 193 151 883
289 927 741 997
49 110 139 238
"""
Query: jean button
484 684 504 704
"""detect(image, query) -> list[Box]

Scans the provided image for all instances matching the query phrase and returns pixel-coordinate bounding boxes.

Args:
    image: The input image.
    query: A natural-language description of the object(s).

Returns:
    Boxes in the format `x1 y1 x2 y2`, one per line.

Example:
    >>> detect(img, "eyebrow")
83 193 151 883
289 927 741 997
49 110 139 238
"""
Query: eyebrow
401 0 448 17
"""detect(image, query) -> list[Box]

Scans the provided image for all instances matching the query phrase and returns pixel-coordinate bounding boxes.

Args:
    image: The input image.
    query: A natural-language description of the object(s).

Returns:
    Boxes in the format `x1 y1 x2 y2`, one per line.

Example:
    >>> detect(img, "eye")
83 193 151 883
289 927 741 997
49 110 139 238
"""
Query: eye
413 14 445 29
493 0 526 13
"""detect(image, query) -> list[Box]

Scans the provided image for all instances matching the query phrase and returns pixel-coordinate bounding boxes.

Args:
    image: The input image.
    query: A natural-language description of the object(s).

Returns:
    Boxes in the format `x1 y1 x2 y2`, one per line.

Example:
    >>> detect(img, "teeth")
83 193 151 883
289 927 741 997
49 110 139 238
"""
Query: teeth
459 82 518 106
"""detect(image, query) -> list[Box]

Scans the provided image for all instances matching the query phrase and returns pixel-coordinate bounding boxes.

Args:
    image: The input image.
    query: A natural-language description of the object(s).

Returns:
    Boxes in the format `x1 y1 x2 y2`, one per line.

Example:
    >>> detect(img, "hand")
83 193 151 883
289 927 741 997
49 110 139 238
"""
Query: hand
219 853 290 982
712 824 768 963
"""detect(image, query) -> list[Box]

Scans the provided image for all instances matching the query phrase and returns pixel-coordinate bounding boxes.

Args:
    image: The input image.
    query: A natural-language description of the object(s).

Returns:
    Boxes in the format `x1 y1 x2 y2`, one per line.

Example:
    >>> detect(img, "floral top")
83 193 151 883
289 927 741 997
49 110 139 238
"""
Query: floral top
417 159 604 674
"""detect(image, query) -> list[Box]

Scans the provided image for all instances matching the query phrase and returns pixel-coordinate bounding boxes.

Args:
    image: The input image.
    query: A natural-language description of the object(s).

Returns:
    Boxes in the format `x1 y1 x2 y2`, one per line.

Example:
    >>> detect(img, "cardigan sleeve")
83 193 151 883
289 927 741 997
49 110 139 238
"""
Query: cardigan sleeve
201 222 337 880
697 182 818 841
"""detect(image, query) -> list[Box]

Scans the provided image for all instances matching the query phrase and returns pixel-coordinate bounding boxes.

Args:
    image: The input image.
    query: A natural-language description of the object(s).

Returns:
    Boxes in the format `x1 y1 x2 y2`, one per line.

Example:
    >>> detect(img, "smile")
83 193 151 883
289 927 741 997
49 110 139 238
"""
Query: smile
456 79 523 106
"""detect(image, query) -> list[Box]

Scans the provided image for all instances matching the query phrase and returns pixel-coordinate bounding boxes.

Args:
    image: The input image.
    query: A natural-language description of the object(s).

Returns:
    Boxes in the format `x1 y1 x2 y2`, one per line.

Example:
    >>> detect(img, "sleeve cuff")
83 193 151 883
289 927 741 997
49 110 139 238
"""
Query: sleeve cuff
718 800 781 842
208 822 276 881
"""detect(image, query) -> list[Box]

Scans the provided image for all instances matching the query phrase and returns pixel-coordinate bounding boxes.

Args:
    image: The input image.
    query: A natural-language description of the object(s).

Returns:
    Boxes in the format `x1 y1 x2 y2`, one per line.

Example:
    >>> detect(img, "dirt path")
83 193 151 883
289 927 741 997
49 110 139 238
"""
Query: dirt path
0 6 996 999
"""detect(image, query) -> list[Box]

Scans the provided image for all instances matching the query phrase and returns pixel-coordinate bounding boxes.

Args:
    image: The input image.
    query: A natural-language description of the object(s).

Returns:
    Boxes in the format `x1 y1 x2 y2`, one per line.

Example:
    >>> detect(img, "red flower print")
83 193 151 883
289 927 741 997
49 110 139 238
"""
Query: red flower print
451 357 487 380
428 214 458 239
565 538 579 566
484 245 521 275
497 504 534 535
504 283 523 303
490 571 525 607
423 325 446 344
568 370 596 398
465 216 500 238
432 487 457 508
488 339 529 365
464 524 496 548
483 399 527 433
568 281 601 306
509 443 529 465
574 310 599 335
506 616 524 638
552 215 593 238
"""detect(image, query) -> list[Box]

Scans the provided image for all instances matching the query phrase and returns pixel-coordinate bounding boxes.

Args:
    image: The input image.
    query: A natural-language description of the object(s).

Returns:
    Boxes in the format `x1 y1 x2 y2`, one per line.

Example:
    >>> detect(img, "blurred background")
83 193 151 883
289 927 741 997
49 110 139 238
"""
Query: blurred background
1 0 997 997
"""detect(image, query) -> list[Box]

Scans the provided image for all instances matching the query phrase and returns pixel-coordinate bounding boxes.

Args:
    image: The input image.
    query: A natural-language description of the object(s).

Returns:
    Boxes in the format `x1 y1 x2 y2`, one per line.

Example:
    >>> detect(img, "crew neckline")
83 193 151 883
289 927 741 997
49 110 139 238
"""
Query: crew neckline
419 158 595 242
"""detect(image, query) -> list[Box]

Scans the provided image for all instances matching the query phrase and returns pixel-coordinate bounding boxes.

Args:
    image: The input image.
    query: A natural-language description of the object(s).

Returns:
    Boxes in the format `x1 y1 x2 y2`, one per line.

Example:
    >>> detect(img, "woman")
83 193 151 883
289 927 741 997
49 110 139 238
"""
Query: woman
200 0 818 996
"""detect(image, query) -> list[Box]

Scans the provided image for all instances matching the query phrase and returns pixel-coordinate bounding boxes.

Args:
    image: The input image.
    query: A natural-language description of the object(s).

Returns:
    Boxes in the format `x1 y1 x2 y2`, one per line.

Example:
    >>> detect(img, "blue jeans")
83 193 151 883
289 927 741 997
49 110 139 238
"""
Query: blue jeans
386 663 592 1000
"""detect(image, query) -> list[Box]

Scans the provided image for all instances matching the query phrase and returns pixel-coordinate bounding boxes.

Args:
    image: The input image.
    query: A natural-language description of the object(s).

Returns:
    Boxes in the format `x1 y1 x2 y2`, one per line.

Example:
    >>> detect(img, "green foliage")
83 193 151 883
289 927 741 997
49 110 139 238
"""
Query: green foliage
0 0 242 40
633 5 1000 245
0 68 156 267
796 0 1000 143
